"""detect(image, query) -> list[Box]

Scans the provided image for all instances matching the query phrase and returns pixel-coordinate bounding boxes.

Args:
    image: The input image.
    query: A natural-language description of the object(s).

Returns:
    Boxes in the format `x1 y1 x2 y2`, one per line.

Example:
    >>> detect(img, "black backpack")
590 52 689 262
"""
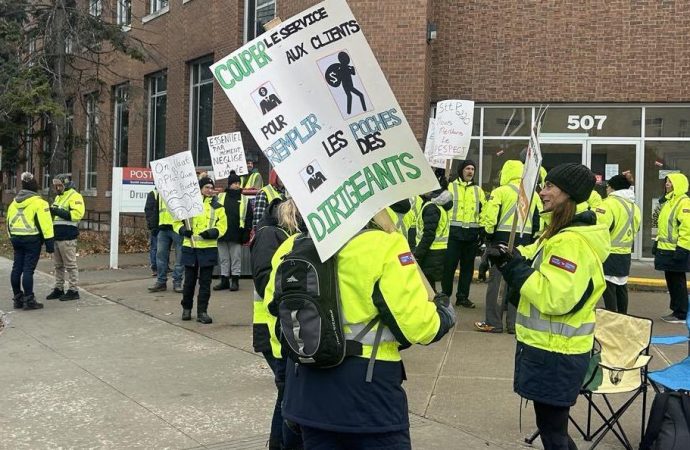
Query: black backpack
273 233 381 380
640 391 690 450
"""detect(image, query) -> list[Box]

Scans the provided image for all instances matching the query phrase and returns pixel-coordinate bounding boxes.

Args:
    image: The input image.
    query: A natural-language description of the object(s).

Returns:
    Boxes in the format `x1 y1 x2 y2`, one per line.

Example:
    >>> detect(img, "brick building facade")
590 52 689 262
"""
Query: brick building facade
5 0 690 257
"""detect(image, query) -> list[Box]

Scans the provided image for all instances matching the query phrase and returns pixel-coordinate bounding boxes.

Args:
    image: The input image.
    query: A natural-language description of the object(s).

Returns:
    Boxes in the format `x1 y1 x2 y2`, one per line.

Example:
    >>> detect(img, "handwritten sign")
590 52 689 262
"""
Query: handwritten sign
207 132 248 180
434 100 474 159
211 0 438 260
517 108 546 235
149 151 204 221
424 117 445 169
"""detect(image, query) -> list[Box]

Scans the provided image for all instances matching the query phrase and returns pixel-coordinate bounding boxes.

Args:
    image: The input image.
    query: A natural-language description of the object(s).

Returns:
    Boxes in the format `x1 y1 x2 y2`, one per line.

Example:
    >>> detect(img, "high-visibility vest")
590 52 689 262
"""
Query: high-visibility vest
218 192 249 228
241 171 262 189
386 207 408 238
494 185 534 234
261 184 283 203
404 196 423 230
597 195 641 255
449 180 485 228
155 191 175 226
8 195 54 239
416 202 449 250
175 197 228 249
52 189 84 227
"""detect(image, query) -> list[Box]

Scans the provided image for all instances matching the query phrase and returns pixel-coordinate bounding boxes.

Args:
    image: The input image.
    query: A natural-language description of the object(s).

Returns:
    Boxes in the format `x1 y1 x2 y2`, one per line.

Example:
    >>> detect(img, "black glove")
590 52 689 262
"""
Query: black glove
51 206 71 220
651 241 658 255
44 238 54 254
178 226 193 238
431 292 456 343
486 242 513 270
199 228 219 240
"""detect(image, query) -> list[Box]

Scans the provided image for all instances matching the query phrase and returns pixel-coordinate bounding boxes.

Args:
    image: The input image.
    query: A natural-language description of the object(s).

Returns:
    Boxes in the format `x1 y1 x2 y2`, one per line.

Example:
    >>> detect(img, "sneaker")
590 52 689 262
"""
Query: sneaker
474 321 502 333
456 298 476 308
661 314 686 324
46 288 64 300
181 309 192 321
59 289 80 301
197 312 213 324
148 283 167 292
173 284 184 293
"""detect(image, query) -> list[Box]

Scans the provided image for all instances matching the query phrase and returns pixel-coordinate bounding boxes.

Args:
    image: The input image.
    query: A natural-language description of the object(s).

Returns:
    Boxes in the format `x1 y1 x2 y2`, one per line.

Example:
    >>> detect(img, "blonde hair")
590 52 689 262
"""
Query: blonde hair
277 199 301 234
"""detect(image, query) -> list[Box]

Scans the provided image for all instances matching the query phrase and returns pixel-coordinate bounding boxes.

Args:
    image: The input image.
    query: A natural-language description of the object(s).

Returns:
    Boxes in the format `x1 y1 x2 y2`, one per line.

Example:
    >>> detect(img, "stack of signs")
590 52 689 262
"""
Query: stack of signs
211 0 438 260
207 132 249 179
433 100 475 162
517 109 546 235
149 151 204 221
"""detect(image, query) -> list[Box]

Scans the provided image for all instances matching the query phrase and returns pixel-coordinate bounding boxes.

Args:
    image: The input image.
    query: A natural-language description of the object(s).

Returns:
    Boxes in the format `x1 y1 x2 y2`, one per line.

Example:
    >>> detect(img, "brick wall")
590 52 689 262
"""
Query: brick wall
432 0 690 103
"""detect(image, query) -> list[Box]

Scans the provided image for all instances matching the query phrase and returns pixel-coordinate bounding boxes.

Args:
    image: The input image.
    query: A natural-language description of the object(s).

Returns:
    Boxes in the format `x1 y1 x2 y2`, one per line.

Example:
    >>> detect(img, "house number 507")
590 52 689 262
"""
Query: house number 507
567 115 607 131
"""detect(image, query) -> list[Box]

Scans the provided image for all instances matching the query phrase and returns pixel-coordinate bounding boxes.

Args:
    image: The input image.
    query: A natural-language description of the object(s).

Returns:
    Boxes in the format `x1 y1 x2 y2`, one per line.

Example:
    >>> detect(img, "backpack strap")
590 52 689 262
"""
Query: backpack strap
640 392 673 450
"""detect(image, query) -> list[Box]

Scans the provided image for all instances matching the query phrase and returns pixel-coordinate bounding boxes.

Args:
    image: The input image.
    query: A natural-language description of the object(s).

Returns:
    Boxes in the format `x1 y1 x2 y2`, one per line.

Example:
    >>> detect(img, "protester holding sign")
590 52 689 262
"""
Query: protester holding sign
486 163 608 450
174 176 228 324
475 160 541 334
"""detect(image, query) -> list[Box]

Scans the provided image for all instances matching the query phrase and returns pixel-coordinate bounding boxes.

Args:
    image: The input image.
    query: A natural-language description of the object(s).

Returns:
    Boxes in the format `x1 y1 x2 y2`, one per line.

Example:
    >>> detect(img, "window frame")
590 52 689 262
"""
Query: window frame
146 72 167 164
116 0 132 28
150 0 168 15
89 0 102 17
84 94 98 191
188 57 214 167
245 0 277 42
113 84 129 167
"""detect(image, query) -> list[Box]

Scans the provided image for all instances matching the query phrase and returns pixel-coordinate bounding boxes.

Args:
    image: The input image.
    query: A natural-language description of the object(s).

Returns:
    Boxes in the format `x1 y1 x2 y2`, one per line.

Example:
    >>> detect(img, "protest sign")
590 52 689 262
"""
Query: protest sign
424 118 445 169
211 0 438 260
207 132 248 179
149 151 204 221
434 100 474 159
517 108 546 235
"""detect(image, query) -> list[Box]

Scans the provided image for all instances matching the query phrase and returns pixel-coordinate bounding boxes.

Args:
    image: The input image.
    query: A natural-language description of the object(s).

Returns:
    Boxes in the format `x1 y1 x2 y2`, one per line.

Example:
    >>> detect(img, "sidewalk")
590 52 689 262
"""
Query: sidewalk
1 252 687 449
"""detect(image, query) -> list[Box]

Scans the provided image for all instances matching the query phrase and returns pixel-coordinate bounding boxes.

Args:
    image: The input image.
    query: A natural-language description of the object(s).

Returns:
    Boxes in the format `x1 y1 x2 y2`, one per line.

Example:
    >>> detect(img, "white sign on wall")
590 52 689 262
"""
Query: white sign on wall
434 100 474 159
211 0 438 260
149 151 204 221
207 132 248 180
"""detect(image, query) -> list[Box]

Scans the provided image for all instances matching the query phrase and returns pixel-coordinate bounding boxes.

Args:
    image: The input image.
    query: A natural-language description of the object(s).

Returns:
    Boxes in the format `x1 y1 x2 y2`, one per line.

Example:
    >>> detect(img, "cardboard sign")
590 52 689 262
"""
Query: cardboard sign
149 151 204 221
434 100 474 159
207 132 248 180
517 109 545 235
424 117 445 169
211 0 438 260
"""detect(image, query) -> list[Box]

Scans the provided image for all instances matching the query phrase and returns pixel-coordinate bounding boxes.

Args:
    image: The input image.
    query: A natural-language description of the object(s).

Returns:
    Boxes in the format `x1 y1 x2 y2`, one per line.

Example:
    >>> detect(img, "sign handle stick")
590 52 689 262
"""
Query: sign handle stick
373 209 436 301
496 213 519 308
444 159 452 182
185 218 196 249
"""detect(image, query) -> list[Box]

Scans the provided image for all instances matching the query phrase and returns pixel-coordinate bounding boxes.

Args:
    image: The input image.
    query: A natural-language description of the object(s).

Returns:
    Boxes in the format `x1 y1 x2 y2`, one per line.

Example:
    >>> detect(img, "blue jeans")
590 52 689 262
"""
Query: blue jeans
156 229 183 285
11 239 42 295
149 231 158 271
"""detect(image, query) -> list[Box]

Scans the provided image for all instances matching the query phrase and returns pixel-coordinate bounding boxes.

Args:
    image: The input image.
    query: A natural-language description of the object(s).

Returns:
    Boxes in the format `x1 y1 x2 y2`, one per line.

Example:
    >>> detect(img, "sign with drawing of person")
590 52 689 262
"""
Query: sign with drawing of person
434 100 474 159
211 0 438 260
207 132 249 179
149 151 204 221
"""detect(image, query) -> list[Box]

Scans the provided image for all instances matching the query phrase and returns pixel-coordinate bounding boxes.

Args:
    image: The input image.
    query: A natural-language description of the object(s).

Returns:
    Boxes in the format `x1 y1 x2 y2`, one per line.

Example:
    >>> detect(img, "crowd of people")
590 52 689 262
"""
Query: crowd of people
6 156 690 450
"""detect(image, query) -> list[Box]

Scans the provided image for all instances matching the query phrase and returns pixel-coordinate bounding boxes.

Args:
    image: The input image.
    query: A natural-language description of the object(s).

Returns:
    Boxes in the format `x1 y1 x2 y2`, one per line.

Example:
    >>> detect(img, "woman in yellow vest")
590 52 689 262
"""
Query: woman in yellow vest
414 189 451 291
7 173 54 310
654 172 690 323
174 176 227 324
487 163 610 450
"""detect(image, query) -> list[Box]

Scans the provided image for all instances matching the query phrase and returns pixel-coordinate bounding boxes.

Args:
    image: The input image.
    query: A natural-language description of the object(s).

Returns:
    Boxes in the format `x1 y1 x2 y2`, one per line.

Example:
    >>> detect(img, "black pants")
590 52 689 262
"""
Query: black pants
602 281 629 314
181 264 213 312
664 271 689 318
534 401 577 450
10 239 42 295
300 426 410 450
441 238 477 300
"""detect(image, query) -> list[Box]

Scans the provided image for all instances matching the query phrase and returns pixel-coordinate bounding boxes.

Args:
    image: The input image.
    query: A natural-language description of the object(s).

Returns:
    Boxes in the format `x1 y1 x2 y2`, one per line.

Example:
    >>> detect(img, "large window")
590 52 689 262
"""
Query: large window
189 58 213 166
113 84 129 167
149 0 168 15
85 94 98 190
147 72 167 162
89 0 102 17
116 0 131 27
246 0 276 41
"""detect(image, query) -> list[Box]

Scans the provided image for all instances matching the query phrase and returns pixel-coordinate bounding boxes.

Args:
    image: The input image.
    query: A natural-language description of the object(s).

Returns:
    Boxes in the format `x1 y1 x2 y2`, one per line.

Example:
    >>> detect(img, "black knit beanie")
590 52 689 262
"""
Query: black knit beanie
227 170 241 186
544 163 595 204
607 174 631 191
198 176 214 189
458 159 476 176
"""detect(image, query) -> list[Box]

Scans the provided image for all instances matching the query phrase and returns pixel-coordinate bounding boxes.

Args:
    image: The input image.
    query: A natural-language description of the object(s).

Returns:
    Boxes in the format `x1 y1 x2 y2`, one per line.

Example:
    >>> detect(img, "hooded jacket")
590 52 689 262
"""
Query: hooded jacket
654 172 690 272
481 160 541 246
596 188 641 277
499 209 610 406
7 190 55 250
414 190 451 280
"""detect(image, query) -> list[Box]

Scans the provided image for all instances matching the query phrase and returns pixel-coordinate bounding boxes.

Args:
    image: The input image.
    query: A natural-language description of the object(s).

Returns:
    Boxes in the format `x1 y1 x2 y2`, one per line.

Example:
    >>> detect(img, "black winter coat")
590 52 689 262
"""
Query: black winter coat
144 190 159 231
219 189 251 243
414 197 450 281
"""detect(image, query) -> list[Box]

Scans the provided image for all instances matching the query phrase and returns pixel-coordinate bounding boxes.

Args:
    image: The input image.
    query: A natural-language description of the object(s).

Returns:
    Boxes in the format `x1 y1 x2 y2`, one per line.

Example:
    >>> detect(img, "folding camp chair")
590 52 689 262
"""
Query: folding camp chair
572 309 653 449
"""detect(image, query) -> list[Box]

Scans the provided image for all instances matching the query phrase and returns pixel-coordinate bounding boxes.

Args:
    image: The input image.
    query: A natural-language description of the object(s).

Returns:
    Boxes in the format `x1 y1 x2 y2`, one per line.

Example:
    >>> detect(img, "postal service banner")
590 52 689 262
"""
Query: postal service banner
211 0 438 260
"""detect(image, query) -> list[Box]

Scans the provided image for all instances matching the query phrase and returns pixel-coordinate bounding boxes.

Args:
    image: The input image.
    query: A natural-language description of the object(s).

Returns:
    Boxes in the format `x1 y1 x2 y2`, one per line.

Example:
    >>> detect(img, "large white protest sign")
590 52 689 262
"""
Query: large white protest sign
207 132 248 179
434 100 474 159
517 109 546 235
211 0 438 260
424 118 445 169
149 151 204 221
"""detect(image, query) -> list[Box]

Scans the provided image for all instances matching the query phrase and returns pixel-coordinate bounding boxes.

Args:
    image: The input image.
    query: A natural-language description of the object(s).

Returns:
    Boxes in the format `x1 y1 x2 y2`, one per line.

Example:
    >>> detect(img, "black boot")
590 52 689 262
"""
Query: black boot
181 309 192 321
13 292 24 309
197 311 213 324
46 288 64 300
213 276 229 291
229 275 239 292
23 294 44 310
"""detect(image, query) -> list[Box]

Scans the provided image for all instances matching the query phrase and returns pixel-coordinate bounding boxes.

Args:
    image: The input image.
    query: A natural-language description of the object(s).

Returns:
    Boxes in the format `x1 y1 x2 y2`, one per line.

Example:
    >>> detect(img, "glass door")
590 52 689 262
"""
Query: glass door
539 134 586 172
587 140 641 258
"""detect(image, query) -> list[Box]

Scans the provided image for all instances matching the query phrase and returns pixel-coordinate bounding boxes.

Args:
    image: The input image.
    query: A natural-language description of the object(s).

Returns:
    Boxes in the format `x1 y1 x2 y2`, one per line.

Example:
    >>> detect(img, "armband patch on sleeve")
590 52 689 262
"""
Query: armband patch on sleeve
398 252 415 266
595 208 606 214
74 201 83 205
683 209 690 213
549 255 577 273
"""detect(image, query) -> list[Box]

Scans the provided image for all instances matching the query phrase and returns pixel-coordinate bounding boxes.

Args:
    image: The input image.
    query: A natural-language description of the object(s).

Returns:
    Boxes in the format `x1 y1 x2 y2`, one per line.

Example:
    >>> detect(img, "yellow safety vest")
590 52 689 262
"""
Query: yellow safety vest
596 195 641 255
218 192 249 228
404 196 423 231
241 172 263 189
449 180 485 227
7 195 54 239
261 184 283 203
52 189 84 227
174 197 228 249
386 207 408 238
416 202 449 250
156 191 175 226
657 172 690 251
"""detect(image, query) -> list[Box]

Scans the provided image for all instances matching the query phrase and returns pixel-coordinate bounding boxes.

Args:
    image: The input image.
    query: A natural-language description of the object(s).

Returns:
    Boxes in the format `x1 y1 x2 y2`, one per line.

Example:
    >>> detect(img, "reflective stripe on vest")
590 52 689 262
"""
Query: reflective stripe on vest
658 195 688 244
610 196 635 249
496 184 532 233
516 303 595 338
52 190 77 227
344 322 397 346
191 204 218 241
416 203 449 249
450 183 482 227
262 185 282 203
218 192 246 228
242 172 260 189
9 206 38 235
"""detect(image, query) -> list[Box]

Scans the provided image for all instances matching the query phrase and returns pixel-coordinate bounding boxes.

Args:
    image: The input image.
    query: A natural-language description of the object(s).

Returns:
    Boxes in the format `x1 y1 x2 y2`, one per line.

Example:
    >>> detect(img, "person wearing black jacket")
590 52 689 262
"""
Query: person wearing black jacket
214 172 252 291
414 189 453 291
